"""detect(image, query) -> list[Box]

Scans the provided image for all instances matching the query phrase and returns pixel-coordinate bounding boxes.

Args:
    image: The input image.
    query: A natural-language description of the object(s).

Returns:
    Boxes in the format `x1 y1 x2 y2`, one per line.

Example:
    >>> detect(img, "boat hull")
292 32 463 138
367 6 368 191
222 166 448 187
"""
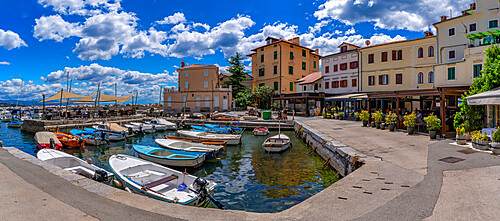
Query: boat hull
137 152 204 168
177 130 241 145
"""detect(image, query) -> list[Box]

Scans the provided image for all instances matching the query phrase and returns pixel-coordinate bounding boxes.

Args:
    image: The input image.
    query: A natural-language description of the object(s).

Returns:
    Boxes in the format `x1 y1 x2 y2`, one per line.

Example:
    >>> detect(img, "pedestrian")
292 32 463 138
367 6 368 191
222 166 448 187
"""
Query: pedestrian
0 138 3 147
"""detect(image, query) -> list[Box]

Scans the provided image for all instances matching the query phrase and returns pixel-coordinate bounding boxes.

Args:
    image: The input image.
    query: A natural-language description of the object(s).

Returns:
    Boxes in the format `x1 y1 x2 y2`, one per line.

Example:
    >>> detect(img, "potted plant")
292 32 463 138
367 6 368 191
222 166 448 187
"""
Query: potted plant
373 111 383 129
385 112 398 131
455 126 467 145
471 131 490 150
380 122 386 130
403 112 417 135
354 112 361 121
360 110 370 127
338 112 345 120
490 130 500 154
424 114 442 139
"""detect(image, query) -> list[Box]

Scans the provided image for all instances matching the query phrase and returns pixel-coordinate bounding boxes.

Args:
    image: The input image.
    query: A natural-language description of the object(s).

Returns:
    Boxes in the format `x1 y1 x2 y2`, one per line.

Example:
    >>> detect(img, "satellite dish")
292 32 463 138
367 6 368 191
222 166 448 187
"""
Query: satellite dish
365 39 371 46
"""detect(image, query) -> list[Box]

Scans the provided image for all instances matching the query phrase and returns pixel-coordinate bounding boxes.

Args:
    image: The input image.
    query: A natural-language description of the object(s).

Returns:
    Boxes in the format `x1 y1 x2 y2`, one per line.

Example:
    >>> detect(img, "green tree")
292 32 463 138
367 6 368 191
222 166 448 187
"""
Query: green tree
224 53 249 99
253 85 275 109
454 45 500 131
233 92 253 107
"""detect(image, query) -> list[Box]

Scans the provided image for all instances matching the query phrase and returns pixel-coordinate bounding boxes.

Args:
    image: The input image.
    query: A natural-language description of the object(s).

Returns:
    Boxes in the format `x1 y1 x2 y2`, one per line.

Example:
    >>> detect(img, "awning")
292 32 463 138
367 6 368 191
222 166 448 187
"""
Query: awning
467 87 500 105
466 29 500 40
73 92 133 104
326 93 367 101
38 90 86 103
72 92 97 104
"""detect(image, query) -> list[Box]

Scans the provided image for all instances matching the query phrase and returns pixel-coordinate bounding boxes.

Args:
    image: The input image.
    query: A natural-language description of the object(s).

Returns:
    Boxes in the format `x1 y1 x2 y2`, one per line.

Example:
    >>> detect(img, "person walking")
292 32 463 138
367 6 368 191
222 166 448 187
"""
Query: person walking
0 138 4 147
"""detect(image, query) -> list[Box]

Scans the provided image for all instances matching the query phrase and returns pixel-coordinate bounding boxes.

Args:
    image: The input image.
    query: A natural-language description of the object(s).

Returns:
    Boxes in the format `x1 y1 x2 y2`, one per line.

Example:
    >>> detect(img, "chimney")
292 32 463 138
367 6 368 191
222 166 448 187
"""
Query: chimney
314 49 319 54
440 16 447 22
425 31 434 37
462 10 467 15
181 61 185 68
288 37 300 45
470 3 476 10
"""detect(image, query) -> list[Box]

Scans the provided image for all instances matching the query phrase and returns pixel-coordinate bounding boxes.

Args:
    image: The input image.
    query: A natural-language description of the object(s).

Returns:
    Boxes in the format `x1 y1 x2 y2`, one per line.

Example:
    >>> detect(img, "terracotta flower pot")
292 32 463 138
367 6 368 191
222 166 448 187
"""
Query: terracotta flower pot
362 121 368 127
472 140 490 150
389 124 396 131
407 126 415 135
375 122 381 129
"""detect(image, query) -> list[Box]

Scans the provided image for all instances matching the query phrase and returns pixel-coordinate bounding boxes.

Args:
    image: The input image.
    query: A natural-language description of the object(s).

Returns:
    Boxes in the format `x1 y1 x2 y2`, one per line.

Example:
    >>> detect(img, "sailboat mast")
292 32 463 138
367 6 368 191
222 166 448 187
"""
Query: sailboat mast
94 82 100 117
65 80 72 117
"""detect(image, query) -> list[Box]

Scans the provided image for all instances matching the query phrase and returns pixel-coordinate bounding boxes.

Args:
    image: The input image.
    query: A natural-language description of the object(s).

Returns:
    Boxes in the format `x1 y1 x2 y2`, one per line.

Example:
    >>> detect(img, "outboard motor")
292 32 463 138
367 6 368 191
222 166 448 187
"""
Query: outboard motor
194 177 208 193
49 138 55 149
128 127 133 135
93 169 109 183
78 137 84 145
191 177 224 209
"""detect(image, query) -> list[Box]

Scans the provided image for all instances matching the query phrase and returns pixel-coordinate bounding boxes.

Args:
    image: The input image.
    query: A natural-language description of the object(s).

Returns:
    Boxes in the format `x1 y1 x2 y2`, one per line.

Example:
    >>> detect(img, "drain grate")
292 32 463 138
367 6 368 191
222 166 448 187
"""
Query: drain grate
457 149 477 154
331 128 343 130
438 156 465 163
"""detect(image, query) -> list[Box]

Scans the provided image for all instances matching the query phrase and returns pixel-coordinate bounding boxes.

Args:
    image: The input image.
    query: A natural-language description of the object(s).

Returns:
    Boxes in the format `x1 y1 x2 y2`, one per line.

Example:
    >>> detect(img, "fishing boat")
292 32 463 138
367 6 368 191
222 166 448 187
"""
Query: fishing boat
37 149 112 183
164 135 227 147
155 139 223 159
95 123 136 138
253 127 269 136
177 130 242 145
132 145 205 168
70 129 107 146
0 110 12 122
109 154 223 208
35 132 63 150
7 120 23 128
262 134 291 153
147 118 177 130
54 132 84 148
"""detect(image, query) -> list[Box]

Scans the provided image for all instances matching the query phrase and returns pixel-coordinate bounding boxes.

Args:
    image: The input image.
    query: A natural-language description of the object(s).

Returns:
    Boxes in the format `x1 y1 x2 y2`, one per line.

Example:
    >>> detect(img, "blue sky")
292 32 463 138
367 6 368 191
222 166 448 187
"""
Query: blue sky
0 0 471 103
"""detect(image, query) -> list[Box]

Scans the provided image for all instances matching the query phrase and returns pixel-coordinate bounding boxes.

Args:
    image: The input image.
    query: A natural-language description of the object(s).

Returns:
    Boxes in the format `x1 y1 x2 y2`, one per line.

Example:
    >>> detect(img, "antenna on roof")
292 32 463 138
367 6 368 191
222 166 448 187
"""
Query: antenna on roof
450 9 452 18
428 22 431 32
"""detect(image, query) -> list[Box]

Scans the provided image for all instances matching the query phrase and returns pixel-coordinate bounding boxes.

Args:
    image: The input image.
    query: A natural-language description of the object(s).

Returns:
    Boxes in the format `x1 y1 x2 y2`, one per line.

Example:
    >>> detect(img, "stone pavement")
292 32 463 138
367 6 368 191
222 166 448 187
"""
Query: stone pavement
0 117 499 220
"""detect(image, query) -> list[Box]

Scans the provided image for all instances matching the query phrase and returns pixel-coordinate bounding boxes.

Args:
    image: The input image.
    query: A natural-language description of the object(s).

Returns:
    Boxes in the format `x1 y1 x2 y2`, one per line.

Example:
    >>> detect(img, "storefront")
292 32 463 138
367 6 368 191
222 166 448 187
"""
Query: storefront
467 87 500 128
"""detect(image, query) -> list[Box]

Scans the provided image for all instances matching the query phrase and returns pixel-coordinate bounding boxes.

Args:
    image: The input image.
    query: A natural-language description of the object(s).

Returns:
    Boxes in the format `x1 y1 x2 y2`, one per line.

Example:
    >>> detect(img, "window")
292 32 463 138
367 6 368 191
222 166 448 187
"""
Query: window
274 82 279 91
273 65 278 74
302 50 306 57
325 82 330 89
214 95 220 107
182 95 187 107
428 71 434 83
204 80 209 88
204 69 209 76
340 46 347 52
340 63 347 70
313 61 317 68
489 20 498 29
448 67 456 80
333 81 339 88
340 80 348 88
325 66 330 73
302 62 306 70
392 50 402 60
274 51 277 59
428 46 434 57
352 79 357 87
396 73 403 85
381 52 388 62
290 52 294 60
368 76 375 86
418 72 424 84
349 61 358 69
195 95 201 107
184 70 189 77
289 82 294 91
167 96 172 107
368 54 374 64
379 74 388 85
204 95 210 107
289 66 293 75
449 28 455 36
261 55 264 62
333 64 338 72
418 47 423 58
303 85 307 91
184 81 189 89
259 83 265 87
449 50 455 59
259 68 265 76
473 64 483 78
469 23 477 32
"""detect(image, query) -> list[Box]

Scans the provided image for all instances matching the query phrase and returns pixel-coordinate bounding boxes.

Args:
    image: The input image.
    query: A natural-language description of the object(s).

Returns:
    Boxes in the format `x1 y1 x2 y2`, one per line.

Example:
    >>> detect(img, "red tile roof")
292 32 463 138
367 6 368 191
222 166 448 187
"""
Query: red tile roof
296 71 322 85
178 64 217 70
249 36 321 57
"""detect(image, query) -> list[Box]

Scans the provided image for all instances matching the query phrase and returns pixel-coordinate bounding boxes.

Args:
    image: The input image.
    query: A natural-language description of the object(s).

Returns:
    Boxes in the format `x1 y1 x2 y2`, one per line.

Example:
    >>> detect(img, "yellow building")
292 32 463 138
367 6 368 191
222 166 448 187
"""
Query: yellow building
164 62 232 112
248 36 321 94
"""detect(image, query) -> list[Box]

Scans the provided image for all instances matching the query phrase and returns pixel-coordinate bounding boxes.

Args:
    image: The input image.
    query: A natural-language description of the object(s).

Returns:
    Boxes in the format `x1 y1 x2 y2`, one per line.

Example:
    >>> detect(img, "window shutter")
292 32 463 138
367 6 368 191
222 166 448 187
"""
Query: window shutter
379 75 383 85
392 50 396 60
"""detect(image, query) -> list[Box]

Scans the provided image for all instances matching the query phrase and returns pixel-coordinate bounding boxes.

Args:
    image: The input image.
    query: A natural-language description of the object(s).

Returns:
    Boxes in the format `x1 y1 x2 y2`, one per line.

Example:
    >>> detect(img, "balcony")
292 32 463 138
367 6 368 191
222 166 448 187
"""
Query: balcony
466 29 500 48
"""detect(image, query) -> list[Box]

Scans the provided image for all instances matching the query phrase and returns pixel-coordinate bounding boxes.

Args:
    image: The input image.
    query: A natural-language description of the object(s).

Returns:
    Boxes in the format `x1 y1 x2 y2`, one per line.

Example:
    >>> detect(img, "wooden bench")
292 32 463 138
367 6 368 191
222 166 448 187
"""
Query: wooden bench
143 175 179 189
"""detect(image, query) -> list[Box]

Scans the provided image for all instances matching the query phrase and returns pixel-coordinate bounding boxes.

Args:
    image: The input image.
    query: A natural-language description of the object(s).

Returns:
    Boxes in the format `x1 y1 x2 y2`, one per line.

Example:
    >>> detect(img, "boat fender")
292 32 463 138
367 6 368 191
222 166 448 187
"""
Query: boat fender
93 169 109 183
78 137 84 144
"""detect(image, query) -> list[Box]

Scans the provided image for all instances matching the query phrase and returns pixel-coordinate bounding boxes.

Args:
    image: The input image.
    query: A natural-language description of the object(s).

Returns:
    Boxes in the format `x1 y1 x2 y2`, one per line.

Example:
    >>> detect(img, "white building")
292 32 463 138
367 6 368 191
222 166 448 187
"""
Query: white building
321 42 360 95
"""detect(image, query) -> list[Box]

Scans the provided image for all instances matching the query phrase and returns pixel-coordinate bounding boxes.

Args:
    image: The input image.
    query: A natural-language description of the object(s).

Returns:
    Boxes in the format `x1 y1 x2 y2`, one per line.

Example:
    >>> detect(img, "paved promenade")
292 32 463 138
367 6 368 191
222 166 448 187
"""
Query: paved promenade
0 117 498 220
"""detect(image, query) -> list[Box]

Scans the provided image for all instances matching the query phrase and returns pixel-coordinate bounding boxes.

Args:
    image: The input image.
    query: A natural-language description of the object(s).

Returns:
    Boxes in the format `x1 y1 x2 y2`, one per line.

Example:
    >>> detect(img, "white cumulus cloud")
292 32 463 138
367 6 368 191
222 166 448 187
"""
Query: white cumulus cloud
0 29 27 50
156 12 187 25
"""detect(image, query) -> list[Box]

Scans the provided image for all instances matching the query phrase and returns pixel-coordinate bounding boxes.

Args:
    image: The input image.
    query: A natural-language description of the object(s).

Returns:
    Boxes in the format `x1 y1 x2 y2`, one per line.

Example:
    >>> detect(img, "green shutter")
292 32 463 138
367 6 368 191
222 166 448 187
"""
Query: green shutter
274 82 279 91
302 62 306 70
289 82 293 91
313 61 317 68
273 65 277 74
261 55 264 62
274 51 277 59
290 52 294 60
473 64 482 78
289 66 293 75
448 67 455 80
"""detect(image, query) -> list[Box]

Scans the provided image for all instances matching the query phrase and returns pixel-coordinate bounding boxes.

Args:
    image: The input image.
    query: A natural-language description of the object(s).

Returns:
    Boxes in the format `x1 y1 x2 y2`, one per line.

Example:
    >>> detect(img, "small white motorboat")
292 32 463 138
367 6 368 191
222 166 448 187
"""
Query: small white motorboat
130 122 156 133
132 145 205 168
37 149 113 183
108 154 223 208
262 134 291 153
253 127 269 136
148 118 177 130
177 130 241 145
155 139 223 159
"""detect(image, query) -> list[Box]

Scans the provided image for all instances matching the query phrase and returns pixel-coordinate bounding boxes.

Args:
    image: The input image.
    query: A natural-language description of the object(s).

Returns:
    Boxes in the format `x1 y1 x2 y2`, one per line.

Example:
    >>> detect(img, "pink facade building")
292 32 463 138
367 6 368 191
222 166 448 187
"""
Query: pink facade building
321 43 360 95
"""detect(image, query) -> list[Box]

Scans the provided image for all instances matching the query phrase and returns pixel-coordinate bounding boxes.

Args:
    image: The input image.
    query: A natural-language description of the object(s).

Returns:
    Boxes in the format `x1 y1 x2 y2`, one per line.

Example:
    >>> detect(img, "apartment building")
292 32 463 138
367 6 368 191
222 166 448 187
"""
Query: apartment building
248 36 321 94
164 62 232 112
322 42 360 95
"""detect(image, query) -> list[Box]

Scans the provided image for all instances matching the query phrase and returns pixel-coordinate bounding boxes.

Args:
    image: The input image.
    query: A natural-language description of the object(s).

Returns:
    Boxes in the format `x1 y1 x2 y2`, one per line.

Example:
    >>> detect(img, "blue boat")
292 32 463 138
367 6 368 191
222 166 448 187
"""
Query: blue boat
7 120 22 128
132 145 205 168
190 125 231 134
204 124 243 133
71 129 107 146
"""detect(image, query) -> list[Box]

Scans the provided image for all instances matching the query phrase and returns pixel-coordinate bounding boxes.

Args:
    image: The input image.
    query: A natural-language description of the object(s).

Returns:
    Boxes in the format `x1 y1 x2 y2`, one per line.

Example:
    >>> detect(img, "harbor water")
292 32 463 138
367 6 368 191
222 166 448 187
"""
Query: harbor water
0 122 338 213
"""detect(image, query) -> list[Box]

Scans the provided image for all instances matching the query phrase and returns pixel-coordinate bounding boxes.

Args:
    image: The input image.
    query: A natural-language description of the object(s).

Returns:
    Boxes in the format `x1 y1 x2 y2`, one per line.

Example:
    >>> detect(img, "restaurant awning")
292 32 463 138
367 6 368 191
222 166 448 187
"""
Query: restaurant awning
466 29 500 40
326 93 367 101
38 90 86 103
467 87 500 105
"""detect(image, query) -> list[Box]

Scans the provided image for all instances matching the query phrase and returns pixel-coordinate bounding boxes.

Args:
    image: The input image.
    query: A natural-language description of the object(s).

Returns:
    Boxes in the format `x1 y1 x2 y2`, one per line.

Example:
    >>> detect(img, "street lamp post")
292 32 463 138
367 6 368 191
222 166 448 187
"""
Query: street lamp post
42 93 46 120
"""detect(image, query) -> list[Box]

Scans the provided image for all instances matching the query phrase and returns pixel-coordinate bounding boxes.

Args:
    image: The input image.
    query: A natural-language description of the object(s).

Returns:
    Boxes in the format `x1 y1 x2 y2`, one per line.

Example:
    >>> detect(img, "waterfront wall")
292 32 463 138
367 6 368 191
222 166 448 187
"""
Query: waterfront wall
21 116 145 133
294 121 365 176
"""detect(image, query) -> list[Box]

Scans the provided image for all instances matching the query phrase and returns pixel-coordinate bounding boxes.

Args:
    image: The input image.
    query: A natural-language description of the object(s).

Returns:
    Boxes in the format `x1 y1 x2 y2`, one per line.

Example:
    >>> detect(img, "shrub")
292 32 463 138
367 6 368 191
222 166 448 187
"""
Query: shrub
385 112 398 124
471 131 489 141
338 112 344 117
424 114 442 131
354 112 360 119
372 111 384 123
456 126 466 136
360 110 370 122
493 130 500 142
403 112 417 128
